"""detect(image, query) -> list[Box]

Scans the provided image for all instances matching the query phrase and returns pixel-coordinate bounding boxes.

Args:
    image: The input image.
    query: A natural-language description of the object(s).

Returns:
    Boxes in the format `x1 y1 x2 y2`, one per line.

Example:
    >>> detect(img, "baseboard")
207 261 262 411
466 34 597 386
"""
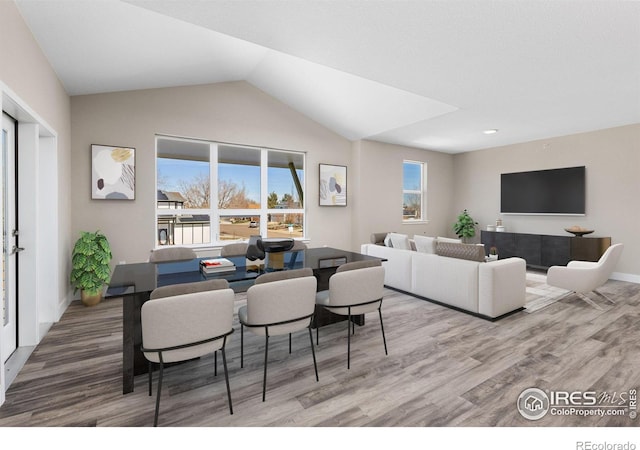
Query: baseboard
384 285 523 321
610 272 640 284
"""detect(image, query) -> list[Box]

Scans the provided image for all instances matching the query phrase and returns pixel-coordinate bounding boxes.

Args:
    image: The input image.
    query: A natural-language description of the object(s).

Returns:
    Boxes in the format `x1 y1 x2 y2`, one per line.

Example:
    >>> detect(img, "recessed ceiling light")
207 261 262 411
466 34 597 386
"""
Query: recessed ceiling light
483 129 498 134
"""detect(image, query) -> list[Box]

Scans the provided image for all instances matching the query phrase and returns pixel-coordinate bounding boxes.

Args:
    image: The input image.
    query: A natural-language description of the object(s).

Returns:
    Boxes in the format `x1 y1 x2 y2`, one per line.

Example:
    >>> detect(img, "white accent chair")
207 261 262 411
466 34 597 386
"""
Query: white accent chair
141 282 235 426
316 260 387 369
238 268 318 401
546 243 623 309
148 246 197 263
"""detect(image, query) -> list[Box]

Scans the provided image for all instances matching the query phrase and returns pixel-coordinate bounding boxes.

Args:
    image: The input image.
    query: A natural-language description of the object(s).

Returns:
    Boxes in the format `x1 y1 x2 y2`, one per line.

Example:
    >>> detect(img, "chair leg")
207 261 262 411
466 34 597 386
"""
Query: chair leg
576 292 605 310
153 359 164 427
347 308 352 370
221 347 233 415
240 324 244 368
593 289 616 304
148 362 153 396
262 334 270 402
308 327 319 382
378 306 388 355
316 326 319 346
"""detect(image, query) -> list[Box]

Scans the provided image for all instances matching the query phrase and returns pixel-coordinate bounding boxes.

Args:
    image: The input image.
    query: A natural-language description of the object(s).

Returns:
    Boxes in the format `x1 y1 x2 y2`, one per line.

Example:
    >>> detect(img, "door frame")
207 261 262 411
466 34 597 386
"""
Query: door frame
0 83 60 405
1 112 18 362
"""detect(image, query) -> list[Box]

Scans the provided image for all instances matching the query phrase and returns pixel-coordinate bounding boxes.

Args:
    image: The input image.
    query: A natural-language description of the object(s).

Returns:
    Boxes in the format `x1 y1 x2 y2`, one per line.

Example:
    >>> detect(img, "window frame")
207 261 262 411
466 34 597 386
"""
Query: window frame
402 160 427 223
155 135 306 248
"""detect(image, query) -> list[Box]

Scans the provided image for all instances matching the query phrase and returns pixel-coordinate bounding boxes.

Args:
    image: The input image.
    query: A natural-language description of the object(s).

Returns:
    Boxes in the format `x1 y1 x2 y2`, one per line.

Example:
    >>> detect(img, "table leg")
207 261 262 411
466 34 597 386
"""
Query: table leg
123 292 149 394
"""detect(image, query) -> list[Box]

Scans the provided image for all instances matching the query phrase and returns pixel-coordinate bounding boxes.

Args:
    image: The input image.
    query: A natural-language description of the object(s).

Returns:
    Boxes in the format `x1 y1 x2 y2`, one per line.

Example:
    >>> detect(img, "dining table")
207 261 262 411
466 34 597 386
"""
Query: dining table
105 246 385 394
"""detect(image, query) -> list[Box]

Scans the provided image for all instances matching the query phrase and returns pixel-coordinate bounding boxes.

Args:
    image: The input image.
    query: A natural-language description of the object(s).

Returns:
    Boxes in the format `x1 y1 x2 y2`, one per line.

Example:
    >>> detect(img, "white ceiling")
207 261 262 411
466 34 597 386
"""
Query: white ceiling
15 0 640 153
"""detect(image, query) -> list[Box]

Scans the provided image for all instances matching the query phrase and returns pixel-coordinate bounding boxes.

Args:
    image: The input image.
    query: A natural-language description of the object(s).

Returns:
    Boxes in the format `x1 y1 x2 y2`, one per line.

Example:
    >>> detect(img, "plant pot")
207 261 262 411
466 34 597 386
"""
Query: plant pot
81 290 102 307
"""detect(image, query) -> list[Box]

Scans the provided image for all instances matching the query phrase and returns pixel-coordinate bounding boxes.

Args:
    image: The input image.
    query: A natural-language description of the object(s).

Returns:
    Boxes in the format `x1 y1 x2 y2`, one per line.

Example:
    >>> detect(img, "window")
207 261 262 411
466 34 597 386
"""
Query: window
156 136 305 246
402 161 425 222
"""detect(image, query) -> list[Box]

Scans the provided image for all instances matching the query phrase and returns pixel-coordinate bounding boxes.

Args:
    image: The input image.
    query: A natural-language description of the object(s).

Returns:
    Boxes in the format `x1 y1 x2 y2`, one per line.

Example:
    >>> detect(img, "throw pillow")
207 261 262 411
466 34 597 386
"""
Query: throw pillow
389 232 411 250
436 236 462 244
383 233 393 247
436 242 486 262
413 235 436 253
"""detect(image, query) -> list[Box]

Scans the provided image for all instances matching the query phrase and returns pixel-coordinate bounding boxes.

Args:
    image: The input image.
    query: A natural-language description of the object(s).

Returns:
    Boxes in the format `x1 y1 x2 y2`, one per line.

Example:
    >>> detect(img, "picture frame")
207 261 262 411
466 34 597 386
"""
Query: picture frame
91 144 136 200
319 163 347 206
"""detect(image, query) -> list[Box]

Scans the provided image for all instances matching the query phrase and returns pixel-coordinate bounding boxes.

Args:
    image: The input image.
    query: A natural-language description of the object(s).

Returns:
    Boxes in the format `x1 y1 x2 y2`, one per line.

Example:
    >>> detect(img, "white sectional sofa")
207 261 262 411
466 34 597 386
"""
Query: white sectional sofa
361 234 526 320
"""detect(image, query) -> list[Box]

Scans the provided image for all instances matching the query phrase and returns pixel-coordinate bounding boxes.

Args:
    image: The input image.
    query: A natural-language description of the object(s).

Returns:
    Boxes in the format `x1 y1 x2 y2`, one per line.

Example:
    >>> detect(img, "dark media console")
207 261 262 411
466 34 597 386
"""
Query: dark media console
481 230 611 270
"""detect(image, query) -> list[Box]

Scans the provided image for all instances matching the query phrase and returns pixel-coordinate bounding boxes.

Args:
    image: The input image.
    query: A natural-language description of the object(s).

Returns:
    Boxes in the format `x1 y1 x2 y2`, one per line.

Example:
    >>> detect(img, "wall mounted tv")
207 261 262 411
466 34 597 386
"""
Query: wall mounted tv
500 166 586 215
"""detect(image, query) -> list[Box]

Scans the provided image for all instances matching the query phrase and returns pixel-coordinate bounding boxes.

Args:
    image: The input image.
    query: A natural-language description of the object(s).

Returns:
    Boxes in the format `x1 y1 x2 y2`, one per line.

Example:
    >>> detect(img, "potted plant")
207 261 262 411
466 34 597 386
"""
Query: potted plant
70 230 112 306
488 246 499 261
453 209 478 243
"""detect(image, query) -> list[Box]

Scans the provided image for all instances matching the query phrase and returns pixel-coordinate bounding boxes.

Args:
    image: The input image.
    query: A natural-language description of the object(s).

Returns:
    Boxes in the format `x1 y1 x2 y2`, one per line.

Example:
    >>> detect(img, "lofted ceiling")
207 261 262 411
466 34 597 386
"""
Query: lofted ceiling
14 0 640 153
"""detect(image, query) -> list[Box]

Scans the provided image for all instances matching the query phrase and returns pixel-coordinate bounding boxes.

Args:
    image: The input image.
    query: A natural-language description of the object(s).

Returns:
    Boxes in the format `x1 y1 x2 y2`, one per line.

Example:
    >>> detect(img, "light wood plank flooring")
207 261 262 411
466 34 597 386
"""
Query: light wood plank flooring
1 280 639 427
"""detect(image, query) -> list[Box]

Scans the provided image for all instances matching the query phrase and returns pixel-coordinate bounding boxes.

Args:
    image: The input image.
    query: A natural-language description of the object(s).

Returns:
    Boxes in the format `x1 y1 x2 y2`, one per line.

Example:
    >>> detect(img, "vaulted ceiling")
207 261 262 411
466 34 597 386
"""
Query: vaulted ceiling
15 0 640 153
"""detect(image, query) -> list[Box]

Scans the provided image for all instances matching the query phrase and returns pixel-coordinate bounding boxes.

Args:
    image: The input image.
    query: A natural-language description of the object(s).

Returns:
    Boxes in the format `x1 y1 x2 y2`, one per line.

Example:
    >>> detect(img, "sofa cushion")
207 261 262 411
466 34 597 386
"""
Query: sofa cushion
436 241 486 262
413 235 436 254
383 233 392 247
389 232 411 250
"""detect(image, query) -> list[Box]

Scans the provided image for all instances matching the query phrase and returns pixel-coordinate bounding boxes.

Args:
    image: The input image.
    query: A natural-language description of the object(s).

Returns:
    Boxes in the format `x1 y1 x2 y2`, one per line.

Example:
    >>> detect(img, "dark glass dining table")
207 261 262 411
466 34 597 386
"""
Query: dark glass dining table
106 247 385 394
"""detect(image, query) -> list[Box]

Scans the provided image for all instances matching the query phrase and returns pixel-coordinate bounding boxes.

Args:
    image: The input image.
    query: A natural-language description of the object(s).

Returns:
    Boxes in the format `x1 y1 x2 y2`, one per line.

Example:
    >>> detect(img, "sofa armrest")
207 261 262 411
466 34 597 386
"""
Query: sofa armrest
478 257 526 318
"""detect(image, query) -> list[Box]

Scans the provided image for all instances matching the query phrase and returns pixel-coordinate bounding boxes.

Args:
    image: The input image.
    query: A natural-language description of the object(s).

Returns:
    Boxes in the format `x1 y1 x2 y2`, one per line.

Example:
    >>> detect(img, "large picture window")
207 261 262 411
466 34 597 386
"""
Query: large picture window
402 160 425 222
156 136 305 246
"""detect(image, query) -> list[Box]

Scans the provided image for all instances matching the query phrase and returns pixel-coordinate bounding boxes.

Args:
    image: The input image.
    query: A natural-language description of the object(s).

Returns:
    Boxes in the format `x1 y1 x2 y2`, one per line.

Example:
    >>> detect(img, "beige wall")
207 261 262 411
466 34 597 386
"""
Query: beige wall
70 81 353 265
0 1 72 309
453 123 640 278
351 140 456 247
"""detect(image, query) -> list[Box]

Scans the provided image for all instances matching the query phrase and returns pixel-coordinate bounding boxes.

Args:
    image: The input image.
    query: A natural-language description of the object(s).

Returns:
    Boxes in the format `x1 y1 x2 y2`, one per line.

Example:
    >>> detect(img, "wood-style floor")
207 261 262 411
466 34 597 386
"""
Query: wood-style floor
1 280 639 427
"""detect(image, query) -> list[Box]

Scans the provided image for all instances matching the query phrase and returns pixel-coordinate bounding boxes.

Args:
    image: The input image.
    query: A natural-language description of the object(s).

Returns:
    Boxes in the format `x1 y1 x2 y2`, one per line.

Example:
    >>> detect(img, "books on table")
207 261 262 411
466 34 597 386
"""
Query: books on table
200 258 236 274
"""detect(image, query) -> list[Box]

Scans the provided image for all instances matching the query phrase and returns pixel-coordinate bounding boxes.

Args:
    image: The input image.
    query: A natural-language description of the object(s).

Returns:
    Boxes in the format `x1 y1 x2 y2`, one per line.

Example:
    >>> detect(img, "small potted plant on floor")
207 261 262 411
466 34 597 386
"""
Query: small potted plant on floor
453 209 478 243
70 230 112 306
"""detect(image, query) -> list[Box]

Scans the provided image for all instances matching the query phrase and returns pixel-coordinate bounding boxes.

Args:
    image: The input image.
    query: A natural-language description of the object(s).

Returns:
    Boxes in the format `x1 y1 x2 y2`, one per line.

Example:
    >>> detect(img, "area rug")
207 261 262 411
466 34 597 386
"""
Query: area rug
524 271 570 312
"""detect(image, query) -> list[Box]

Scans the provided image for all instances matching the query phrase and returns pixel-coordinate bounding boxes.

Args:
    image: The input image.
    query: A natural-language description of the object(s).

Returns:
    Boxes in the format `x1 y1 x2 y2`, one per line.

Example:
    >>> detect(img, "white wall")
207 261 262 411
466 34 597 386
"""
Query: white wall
70 81 353 265
351 139 456 248
452 123 640 279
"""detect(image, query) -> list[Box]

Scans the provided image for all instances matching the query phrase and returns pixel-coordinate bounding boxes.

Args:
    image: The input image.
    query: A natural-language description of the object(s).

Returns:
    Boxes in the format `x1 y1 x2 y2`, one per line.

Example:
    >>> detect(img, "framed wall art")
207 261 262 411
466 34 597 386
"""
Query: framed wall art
319 163 347 206
91 144 136 200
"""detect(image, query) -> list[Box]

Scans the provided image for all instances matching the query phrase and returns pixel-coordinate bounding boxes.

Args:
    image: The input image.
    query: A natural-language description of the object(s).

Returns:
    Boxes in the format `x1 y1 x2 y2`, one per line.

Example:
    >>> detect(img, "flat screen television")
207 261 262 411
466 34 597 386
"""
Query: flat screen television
500 166 586 215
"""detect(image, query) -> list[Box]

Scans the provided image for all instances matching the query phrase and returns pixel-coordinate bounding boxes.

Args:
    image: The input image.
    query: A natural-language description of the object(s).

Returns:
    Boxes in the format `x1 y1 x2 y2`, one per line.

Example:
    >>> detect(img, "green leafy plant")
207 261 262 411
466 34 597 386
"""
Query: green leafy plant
453 209 478 242
70 231 112 296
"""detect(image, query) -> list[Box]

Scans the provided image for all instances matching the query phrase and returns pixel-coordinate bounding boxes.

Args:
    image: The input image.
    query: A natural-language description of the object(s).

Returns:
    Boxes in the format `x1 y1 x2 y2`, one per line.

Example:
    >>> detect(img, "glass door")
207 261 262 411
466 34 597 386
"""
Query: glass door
1 112 17 362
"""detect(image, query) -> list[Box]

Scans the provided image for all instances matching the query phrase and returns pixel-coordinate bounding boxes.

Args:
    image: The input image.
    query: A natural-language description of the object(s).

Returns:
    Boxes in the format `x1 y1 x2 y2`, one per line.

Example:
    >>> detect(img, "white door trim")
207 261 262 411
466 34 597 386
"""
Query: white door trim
0 82 59 406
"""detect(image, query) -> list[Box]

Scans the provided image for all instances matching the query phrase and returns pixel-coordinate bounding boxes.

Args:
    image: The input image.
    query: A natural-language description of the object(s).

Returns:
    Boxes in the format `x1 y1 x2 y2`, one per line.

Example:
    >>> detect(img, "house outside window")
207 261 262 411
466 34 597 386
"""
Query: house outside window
156 136 305 246
403 160 425 222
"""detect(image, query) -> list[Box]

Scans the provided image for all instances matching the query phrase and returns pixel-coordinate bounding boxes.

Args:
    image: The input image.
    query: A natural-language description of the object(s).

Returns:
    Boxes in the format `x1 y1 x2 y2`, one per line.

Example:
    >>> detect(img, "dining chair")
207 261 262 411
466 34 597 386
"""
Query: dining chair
316 260 387 369
220 242 249 257
149 279 230 377
148 246 197 263
141 281 235 426
238 268 318 401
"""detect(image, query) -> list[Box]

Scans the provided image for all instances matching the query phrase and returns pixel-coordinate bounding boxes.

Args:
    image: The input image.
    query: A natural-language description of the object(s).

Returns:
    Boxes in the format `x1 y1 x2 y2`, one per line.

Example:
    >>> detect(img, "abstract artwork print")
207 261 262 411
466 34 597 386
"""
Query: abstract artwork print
91 144 135 200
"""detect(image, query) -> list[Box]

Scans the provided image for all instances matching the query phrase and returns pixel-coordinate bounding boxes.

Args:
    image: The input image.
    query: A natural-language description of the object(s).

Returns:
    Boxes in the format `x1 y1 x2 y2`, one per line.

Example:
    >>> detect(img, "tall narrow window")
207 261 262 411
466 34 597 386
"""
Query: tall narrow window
402 161 425 222
156 138 211 246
